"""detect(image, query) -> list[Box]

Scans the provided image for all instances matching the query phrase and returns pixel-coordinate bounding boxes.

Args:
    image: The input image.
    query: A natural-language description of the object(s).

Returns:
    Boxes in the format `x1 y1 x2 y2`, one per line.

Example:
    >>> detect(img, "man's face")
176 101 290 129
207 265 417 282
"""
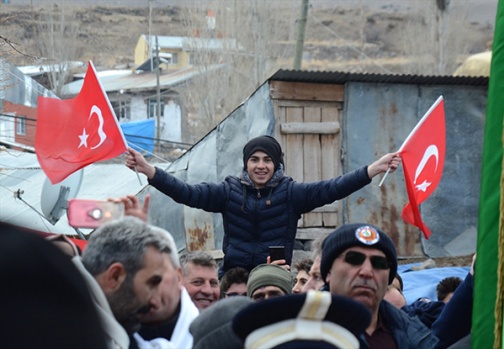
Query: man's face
292 270 309 294
301 256 324 292
251 285 285 301
391 276 402 292
224 282 247 297
384 285 406 309
246 151 275 189
183 262 220 310
139 254 183 325
326 246 390 313
108 246 167 334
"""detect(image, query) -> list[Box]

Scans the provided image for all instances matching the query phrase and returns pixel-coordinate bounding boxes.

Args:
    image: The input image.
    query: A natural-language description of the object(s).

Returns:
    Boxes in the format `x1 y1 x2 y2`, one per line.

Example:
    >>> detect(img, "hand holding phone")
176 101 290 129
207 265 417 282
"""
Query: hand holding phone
68 199 124 228
269 246 286 262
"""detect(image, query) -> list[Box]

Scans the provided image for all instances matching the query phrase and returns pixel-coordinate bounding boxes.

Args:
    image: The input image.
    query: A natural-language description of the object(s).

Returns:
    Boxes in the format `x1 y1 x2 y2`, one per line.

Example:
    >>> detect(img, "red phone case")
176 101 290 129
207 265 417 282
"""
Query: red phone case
68 199 124 228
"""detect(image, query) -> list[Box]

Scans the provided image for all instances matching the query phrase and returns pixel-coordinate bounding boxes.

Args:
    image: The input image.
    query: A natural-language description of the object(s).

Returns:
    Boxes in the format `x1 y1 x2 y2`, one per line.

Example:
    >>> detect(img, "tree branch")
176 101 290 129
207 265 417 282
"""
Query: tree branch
0 35 43 61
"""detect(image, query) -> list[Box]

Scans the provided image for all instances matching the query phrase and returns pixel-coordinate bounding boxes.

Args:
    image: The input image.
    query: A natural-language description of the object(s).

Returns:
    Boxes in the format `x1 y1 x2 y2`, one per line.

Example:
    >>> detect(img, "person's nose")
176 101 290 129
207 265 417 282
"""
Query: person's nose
301 278 314 292
358 258 374 278
148 293 160 309
146 288 162 309
199 281 213 295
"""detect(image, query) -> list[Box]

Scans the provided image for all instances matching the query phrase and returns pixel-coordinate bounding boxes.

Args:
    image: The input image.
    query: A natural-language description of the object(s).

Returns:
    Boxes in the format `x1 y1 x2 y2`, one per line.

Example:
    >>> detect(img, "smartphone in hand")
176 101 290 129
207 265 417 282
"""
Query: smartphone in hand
68 199 124 228
269 246 286 262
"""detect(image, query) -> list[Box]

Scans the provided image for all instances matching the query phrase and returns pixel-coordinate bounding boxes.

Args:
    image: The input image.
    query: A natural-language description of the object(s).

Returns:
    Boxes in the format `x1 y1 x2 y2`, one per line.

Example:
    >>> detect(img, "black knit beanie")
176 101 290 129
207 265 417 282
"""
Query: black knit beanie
320 223 397 285
243 136 284 170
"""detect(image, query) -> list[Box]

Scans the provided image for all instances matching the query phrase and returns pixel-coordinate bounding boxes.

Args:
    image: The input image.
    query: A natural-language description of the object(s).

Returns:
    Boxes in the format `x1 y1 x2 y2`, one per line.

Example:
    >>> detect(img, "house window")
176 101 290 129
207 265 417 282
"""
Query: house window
111 100 130 120
16 116 26 135
171 53 178 64
148 99 164 119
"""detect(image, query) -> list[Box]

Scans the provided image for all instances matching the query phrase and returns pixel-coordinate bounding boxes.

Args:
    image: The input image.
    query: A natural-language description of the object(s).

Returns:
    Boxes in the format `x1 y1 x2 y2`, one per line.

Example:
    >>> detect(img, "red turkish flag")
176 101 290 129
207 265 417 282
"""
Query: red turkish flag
400 96 446 239
35 61 127 184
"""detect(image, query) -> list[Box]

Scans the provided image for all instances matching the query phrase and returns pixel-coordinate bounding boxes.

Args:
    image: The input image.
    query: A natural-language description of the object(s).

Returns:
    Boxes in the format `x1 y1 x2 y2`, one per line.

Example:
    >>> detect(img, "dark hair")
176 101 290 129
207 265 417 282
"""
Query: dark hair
294 258 313 274
436 276 462 301
394 273 404 291
220 267 250 293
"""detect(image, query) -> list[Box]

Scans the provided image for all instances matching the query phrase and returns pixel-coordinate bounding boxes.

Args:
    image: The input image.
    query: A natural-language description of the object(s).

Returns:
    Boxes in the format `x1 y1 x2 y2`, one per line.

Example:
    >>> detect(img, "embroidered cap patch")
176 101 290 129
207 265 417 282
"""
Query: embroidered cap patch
355 226 380 245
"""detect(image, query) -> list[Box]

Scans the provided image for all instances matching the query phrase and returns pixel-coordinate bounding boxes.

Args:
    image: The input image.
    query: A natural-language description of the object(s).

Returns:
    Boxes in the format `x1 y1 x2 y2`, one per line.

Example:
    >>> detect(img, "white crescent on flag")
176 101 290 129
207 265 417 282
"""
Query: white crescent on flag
89 105 107 149
414 144 439 184
77 105 108 149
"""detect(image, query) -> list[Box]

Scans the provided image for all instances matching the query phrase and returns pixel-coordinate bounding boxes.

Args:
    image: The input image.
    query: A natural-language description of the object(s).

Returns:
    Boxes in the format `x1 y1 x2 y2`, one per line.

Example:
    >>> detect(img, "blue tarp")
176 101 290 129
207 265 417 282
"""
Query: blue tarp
120 119 155 156
399 264 471 304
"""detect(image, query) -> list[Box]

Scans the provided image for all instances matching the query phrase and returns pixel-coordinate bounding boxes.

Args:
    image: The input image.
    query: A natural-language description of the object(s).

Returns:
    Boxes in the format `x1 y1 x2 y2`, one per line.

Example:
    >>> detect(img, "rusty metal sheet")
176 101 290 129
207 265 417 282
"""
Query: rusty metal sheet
344 82 421 257
344 82 486 258
146 83 275 253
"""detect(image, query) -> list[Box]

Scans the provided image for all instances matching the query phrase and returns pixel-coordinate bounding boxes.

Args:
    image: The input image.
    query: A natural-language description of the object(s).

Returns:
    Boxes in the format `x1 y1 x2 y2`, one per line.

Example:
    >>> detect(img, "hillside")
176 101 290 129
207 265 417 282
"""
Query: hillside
0 2 494 74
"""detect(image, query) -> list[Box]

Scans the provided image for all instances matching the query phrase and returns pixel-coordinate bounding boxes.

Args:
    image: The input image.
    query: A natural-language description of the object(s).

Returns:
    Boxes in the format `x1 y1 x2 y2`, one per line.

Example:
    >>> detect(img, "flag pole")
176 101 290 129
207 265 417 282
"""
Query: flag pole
134 165 142 186
378 168 391 187
378 96 444 188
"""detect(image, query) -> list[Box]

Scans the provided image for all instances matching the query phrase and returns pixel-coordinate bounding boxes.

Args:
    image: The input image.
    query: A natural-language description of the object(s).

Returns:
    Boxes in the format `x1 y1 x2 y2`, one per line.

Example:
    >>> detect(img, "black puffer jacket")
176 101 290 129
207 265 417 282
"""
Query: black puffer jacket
148 166 371 276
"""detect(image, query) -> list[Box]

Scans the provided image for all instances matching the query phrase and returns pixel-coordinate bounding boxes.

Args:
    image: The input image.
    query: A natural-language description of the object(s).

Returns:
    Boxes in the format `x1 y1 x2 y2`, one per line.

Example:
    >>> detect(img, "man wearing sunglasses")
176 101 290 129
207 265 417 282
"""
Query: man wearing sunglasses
320 223 438 349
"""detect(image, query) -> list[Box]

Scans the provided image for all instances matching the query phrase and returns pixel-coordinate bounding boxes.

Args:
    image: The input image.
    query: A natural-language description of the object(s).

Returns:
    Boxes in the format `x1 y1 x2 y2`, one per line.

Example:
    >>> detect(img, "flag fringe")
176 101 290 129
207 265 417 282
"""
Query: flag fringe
495 125 504 349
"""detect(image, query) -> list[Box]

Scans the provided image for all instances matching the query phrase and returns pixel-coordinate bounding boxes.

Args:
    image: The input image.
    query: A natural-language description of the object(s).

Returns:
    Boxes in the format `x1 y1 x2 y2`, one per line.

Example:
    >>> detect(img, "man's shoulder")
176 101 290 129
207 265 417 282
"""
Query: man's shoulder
380 300 429 332
225 175 240 183
379 301 439 348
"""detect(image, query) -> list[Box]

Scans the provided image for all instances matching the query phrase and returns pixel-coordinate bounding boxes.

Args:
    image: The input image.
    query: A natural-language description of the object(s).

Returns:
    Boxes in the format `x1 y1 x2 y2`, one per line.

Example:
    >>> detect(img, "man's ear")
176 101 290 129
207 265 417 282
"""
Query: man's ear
102 262 127 293
325 271 331 284
176 266 183 287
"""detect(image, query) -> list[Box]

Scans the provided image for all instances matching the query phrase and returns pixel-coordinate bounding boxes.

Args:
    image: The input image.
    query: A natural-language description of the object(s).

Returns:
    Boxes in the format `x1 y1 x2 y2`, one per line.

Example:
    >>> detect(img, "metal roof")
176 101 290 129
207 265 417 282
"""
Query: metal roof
142 35 242 51
0 59 57 106
61 64 225 97
269 69 489 86
17 61 86 77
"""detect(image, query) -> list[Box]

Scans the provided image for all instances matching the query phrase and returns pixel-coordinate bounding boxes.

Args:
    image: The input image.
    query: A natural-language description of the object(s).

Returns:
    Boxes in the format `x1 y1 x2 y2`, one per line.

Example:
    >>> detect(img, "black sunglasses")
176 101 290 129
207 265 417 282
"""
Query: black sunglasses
343 251 390 270
224 292 247 297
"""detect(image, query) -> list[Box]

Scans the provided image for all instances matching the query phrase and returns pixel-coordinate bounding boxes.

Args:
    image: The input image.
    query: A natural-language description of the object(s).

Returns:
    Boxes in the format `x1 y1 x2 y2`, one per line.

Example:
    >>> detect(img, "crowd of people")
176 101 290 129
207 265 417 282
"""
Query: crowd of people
1 135 475 349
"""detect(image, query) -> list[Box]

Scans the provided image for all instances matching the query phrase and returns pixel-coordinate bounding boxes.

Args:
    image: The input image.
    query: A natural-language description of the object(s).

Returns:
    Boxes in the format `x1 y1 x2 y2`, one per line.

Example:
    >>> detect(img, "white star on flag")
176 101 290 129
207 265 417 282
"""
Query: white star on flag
415 180 431 192
78 129 89 148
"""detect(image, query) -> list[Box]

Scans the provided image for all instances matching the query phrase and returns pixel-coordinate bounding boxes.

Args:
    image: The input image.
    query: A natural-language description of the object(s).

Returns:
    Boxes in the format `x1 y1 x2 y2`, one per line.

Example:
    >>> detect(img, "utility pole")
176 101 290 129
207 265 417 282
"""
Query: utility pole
155 36 161 151
149 0 153 71
293 0 309 70
436 0 449 74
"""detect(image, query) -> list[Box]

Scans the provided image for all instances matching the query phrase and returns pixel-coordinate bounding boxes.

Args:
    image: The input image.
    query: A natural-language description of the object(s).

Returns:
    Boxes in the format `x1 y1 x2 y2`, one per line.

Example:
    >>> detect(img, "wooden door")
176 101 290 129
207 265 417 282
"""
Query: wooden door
270 81 344 239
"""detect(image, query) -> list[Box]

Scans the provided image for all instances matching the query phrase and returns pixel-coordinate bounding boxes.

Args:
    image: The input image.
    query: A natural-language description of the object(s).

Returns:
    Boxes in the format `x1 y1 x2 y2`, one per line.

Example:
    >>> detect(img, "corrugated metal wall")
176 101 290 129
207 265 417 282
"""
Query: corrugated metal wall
0 59 57 106
145 75 486 258
344 82 486 257
140 83 275 256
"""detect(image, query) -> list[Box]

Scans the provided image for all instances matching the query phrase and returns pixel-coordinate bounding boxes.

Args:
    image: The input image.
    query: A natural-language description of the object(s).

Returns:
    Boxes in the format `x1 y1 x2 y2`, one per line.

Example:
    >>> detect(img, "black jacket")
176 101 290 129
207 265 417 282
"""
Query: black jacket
379 300 439 348
149 166 371 276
